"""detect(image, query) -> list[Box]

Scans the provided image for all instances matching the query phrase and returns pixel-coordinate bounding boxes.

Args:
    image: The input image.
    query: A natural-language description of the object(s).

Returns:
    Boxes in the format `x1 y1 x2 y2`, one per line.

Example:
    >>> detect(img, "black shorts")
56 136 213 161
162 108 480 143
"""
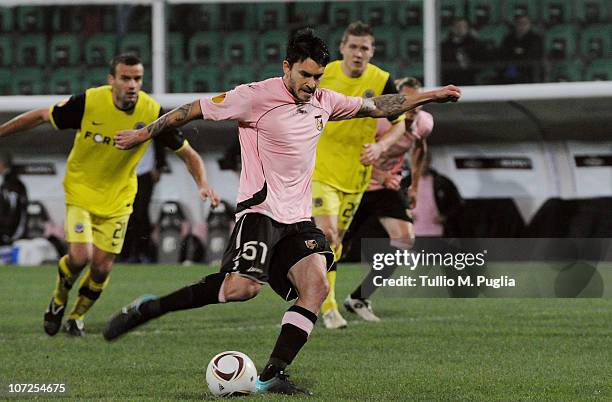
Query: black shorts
354 189 413 224
220 213 334 300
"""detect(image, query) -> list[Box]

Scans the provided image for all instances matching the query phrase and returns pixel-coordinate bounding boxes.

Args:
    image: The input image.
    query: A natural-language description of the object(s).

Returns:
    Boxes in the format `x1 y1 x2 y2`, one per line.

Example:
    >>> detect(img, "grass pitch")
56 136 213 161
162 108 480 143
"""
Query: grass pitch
0 264 610 401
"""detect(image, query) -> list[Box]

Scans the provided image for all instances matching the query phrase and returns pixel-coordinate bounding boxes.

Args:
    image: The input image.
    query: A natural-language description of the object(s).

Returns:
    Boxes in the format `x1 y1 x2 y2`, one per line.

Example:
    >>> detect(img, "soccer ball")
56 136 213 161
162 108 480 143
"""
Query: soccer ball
205 351 257 397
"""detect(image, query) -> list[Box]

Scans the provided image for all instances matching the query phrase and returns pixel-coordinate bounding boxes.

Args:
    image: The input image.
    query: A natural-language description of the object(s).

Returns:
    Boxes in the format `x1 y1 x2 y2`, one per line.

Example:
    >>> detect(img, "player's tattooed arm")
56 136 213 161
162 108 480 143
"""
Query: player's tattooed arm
115 100 203 150
356 85 461 118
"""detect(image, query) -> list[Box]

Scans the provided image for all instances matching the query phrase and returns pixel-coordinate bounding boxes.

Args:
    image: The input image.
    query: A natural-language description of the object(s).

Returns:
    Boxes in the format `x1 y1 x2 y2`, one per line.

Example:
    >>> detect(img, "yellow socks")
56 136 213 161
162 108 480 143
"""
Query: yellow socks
68 270 110 321
53 255 76 306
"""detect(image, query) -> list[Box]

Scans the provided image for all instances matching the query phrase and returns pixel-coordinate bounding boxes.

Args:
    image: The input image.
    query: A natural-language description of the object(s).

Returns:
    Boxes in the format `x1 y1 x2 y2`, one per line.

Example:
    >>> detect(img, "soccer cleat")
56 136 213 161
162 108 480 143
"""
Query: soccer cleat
322 307 347 329
43 298 66 336
103 294 157 341
344 296 380 322
64 318 85 337
255 371 312 395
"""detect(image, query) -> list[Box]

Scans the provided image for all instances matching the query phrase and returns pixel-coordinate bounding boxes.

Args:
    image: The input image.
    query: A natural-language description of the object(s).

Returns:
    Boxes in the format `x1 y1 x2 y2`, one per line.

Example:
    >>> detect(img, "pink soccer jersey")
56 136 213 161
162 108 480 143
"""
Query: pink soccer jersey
368 110 434 191
200 77 363 224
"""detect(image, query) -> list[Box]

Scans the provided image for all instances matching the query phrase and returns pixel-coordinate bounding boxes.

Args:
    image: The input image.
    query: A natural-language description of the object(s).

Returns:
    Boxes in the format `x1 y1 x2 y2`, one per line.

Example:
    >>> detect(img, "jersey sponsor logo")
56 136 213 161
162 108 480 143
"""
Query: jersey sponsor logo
212 93 227 104
305 239 318 250
315 115 323 132
83 131 115 146
74 223 84 233
363 89 375 98
92 121 104 126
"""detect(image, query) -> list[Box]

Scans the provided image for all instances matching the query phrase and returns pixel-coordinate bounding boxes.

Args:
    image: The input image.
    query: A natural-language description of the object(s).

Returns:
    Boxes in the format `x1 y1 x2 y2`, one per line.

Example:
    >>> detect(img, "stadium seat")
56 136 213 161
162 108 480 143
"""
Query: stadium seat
478 25 508 50
49 34 80 67
584 58 612 81
468 0 501 27
186 66 221 93
119 33 151 64
544 24 578 59
82 67 109 90
222 32 255 65
225 3 257 30
291 1 325 26
256 3 287 31
541 0 573 26
16 34 46 66
191 4 222 31
548 60 583 82
167 66 185 93
84 34 117 66
0 7 13 32
375 62 399 80
399 62 424 83
222 66 257 90
12 68 44 95
580 24 611 60
504 0 539 22
398 27 423 63
362 1 395 27
16 6 44 32
398 0 423 27
258 63 282 81
372 28 398 63
49 68 82 95
329 2 362 28
440 0 465 27
327 28 345 61
169 4 221 32
0 35 12 66
576 0 609 25
0 68 11 95
188 32 221 65
167 32 184 66
258 30 286 65
51 6 83 32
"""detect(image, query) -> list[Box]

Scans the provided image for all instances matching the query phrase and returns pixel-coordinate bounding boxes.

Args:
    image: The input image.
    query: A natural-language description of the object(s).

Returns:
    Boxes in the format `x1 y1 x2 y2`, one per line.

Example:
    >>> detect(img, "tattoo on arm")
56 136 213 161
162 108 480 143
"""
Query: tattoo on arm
147 102 199 138
356 93 430 118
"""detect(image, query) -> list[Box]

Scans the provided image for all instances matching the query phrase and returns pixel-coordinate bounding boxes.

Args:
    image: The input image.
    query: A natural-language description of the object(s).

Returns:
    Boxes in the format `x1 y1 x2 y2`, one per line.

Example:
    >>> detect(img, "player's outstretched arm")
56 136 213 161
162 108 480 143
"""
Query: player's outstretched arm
355 85 461 118
115 100 203 150
0 108 50 138
176 143 221 208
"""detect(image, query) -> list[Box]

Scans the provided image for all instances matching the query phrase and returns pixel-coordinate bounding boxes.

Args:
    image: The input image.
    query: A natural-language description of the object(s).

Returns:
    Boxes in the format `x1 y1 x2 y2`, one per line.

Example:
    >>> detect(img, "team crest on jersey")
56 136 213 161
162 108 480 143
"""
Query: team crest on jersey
363 89 375 98
305 240 318 250
134 122 146 129
314 197 323 207
212 93 227 104
315 115 323 132
74 223 84 233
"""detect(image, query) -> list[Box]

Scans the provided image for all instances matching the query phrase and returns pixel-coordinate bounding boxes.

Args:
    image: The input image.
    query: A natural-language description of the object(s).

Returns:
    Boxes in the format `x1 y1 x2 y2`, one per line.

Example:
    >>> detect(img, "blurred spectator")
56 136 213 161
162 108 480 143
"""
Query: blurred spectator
498 15 543 83
411 153 463 237
120 138 166 263
0 152 28 245
441 18 487 85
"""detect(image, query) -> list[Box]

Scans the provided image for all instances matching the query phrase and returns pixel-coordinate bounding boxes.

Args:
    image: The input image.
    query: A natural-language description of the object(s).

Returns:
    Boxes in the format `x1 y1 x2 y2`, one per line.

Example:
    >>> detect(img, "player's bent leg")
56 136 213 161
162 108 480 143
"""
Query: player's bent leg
44 243 91 336
257 254 326 395
103 272 260 341
313 215 343 321
345 218 414 322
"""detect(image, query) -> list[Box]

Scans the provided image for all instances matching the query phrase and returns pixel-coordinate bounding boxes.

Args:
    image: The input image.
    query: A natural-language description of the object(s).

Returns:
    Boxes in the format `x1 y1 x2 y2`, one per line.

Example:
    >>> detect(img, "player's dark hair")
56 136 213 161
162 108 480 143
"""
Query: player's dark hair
285 28 330 67
109 53 143 76
395 77 422 92
342 20 374 44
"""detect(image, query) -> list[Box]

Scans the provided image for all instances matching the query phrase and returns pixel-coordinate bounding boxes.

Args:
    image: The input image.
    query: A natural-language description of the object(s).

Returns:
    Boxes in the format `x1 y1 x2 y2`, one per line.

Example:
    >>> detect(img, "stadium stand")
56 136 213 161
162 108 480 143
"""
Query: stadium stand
188 32 221 65
49 34 80 67
398 0 423 27
49 68 82 95
84 34 117 66
13 67 44 95
16 34 46 66
468 0 501 27
0 7 13 32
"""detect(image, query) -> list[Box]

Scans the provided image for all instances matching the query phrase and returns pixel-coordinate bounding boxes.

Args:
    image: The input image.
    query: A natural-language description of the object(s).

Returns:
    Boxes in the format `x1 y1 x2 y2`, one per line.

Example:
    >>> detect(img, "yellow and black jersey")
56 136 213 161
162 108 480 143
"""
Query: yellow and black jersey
314 61 404 193
49 85 186 217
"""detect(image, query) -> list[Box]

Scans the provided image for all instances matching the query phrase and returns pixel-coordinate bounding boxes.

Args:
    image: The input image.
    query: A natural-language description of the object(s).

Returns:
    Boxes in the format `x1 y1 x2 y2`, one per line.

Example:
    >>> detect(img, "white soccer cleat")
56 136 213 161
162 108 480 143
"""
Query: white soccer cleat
322 307 348 329
343 296 380 322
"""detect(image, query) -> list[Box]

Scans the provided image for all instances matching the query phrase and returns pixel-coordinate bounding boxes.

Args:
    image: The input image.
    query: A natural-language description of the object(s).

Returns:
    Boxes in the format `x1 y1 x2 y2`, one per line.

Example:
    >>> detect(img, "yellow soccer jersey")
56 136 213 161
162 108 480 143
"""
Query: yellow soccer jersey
49 85 185 217
314 61 402 193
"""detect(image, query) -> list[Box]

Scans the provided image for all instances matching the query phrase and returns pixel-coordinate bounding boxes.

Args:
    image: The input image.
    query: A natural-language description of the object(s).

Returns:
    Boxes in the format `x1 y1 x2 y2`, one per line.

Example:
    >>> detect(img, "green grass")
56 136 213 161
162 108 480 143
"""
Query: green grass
0 264 611 401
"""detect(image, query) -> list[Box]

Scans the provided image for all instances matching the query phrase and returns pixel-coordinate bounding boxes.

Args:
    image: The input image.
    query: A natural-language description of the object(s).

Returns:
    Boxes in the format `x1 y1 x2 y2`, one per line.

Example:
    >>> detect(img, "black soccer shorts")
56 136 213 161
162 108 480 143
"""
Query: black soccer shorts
220 213 334 300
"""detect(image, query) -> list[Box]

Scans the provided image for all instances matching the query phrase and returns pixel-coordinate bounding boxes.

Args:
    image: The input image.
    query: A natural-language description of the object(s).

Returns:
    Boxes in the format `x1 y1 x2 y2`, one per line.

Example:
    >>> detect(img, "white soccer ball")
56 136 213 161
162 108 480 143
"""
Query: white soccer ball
205 351 258 397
